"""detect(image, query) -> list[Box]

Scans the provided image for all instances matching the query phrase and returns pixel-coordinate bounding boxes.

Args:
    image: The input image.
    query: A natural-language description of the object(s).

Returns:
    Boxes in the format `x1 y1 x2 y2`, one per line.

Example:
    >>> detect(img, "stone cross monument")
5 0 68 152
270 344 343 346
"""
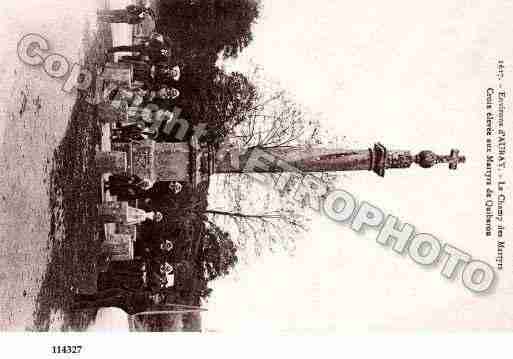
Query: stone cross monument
95 137 465 263
212 143 465 177
97 139 466 185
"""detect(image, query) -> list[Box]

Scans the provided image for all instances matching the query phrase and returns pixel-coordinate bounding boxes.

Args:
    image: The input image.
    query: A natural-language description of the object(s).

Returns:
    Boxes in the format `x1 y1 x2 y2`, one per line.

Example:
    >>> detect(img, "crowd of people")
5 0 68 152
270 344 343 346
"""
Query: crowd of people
92 172 187 308
72 5 192 315
101 4 184 143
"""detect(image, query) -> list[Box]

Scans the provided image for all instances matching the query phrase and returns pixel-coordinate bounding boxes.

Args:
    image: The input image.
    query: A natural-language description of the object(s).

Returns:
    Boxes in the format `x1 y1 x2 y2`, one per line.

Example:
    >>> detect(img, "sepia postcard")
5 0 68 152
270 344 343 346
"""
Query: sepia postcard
0 0 512 354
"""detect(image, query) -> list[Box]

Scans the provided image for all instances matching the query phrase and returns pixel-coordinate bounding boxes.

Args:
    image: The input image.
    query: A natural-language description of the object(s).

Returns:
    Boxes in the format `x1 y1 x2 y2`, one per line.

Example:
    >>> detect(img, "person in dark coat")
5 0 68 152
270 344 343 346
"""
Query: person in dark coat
152 64 181 87
106 176 183 202
72 288 164 315
105 174 156 200
116 59 181 88
97 5 155 25
98 260 146 291
111 123 154 142
107 36 170 64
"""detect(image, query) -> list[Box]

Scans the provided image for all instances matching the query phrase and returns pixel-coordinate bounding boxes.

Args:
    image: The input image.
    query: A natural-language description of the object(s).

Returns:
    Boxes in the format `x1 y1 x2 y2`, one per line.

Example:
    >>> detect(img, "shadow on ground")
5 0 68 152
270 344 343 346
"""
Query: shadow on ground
32 19 112 331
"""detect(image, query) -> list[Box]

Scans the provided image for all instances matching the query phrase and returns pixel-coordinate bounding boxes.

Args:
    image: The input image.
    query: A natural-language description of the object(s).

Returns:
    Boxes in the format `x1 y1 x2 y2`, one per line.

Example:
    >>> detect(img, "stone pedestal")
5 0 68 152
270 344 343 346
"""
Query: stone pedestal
101 62 133 87
116 224 137 236
97 103 126 124
154 142 190 181
131 141 156 181
111 140 192 182
96 151 127 174
102 233 134 261
98 201 129 223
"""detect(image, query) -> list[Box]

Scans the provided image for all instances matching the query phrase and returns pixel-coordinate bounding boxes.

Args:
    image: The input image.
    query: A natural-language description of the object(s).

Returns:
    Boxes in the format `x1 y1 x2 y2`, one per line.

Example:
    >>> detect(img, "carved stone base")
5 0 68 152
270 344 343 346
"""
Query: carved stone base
97 103 126 124
102 233 134 261
98 201 129 223
116 224 137 236
95 151 127 174
101 62 133 87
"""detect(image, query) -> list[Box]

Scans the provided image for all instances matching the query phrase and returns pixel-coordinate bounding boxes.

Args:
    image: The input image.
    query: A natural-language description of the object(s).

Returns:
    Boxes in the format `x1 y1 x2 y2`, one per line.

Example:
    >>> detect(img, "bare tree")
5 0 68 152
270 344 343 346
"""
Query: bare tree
232 90 322 150
208 72 340 258
205 207 309 256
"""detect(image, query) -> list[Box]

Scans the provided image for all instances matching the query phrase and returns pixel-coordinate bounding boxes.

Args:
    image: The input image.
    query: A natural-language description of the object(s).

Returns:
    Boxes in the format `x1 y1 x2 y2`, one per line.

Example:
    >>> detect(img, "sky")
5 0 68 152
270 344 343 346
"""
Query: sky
204 0 513 332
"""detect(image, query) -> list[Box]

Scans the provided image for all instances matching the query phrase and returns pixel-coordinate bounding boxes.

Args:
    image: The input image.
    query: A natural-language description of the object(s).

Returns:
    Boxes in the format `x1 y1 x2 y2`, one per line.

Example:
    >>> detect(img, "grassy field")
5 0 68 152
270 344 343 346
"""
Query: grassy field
32 19 114 332
0 2 111 330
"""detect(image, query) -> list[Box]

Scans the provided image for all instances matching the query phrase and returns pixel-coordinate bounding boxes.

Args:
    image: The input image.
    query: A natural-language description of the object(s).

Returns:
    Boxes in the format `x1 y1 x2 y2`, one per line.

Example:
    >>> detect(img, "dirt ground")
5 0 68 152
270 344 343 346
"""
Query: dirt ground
0 0 111 331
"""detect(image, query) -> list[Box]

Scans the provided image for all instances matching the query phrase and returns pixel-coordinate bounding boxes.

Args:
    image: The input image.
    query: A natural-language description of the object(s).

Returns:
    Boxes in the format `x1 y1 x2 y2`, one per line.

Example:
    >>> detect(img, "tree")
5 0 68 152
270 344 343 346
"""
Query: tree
154 1 261 145
158 0 260 60
180 69 259 143
233 91 323 150
201 222 238 280
207 76 341 258
205 207 308 257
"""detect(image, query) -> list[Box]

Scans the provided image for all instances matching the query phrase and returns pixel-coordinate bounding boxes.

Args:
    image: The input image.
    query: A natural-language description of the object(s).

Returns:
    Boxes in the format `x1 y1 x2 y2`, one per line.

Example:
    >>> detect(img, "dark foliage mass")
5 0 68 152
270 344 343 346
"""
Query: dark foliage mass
156 0 260 144
201 223 238 281
175 68 259 144
158 0 260 60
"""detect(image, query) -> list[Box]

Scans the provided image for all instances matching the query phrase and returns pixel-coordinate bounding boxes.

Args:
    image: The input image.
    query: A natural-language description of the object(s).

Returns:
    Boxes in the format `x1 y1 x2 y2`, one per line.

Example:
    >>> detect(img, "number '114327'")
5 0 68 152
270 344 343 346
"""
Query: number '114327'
51 345 83 354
